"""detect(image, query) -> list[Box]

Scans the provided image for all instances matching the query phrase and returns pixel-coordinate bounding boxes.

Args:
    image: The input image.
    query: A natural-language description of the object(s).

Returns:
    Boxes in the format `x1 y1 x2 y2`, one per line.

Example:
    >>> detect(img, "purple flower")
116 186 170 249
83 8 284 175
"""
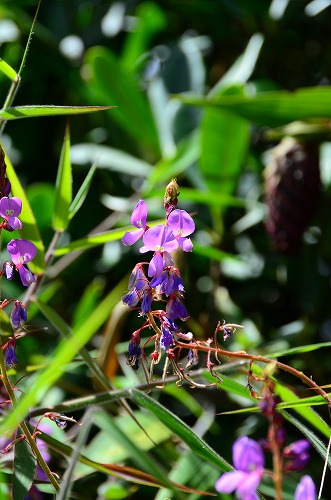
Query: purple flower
160 316 178 350
0 197 22 230
167 209 195 251
122 289 140 307
5 338 18 368
10 301 27 330
284 439 311 472
150 267 184 295
128 264 148 292
127 332 142 370
215 436 264 500
141 290 153 314
140 226 178 278
294 475 316 500
122 200 148 245
166 293 189 320
7 239 37 286
2 261 14 280
140 225 178 254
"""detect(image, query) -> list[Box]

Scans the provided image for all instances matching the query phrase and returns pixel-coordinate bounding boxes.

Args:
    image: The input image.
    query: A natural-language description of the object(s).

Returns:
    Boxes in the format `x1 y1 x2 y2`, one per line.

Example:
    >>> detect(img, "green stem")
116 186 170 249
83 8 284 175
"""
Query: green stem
0 349 60 492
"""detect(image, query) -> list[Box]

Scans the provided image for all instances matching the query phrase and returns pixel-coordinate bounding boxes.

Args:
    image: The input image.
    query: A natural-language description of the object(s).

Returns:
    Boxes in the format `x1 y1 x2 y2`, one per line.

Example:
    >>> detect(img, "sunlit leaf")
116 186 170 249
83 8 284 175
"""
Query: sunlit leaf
0 105 114 120
52 123 72 231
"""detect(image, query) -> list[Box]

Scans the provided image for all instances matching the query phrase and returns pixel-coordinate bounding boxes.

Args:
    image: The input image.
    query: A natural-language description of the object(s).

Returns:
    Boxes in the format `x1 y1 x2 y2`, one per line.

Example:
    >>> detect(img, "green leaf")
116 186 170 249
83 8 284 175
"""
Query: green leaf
0 105 114 120
13 430 37 500
0 58 18 81
130 389 232 473
53 227 127 256
178 86 331 126
200 85 250 194
275 383 331 438
3 148 45 274
69 164 96 220
83 46 160 154
52 123 72 231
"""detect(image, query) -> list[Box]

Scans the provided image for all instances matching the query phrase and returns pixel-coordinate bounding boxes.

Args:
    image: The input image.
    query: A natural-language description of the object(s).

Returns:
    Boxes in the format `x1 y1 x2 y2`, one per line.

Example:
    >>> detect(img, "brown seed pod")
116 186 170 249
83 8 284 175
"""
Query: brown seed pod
264 137 320 253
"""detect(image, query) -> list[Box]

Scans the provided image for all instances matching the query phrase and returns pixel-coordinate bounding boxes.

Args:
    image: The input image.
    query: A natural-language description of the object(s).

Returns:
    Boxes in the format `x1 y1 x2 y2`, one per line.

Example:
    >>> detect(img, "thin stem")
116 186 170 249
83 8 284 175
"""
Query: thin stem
175 341 331 406
0 349 60 492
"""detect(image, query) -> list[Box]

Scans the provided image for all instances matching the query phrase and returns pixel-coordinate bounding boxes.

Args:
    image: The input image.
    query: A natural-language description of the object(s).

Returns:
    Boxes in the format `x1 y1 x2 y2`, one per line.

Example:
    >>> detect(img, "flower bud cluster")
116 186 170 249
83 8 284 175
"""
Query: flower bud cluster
121 181 195 372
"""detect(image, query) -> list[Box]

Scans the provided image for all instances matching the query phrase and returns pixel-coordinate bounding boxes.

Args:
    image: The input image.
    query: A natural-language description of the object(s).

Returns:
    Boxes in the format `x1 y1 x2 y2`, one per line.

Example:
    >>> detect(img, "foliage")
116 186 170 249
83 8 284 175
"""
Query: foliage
1 1 331 499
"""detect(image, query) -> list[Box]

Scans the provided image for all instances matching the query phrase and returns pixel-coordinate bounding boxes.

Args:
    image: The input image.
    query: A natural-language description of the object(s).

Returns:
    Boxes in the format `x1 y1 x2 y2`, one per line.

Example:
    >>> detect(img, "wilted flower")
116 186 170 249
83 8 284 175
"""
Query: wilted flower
5 338 18 368
215 436 264 500
294 475 316 500
10 301 27 330
284 439 311 472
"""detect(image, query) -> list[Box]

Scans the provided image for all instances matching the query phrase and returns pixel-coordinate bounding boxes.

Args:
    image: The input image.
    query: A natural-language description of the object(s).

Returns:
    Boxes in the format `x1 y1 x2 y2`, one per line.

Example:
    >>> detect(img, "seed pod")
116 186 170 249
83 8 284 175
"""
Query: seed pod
264 138 320 253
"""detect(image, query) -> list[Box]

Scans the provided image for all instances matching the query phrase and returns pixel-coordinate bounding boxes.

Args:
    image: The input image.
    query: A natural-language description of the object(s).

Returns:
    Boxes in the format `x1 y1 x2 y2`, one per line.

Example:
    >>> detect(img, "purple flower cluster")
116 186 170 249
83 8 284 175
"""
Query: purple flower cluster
0 155 37 367
122 186 195 368
215 436 316 499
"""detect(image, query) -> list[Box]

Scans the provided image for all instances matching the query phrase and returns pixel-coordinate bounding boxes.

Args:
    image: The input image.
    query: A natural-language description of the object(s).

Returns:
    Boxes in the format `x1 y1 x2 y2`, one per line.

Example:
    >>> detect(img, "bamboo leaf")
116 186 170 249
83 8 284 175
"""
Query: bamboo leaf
52 123 72 231
130 389 232 472
69 164 96 220
177 86 331 126
0 105 114 120
0 58 18 81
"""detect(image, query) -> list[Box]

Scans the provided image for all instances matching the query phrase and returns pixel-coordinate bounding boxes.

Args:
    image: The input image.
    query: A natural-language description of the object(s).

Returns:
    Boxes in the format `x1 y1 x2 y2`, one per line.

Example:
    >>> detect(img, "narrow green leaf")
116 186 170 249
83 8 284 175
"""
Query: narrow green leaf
53 227 127 256
0 58 18 81
52 123 72 231
13 430 37 500
0 105 114 120
177 86 331 126
69 164 96 220
3 147 45 274
275 383 331 438
57 408 95 500
130 389 232 472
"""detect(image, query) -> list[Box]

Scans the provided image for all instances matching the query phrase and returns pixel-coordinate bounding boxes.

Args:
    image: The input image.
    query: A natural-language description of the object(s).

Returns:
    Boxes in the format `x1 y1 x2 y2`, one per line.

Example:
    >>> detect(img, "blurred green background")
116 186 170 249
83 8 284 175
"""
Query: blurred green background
2 0 331 498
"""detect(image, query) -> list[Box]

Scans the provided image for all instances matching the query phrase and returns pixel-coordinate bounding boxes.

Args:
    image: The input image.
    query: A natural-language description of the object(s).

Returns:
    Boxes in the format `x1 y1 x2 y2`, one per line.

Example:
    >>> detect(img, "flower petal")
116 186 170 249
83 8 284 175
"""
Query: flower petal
215 471 245 494
131 200 148 228
122 228 145 246
294 475 316 500
168 209 195 237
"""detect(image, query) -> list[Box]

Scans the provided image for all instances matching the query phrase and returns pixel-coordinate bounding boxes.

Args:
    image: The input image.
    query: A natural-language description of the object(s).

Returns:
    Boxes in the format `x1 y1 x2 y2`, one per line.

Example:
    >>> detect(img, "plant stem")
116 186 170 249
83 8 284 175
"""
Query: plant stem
175 341 331 406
